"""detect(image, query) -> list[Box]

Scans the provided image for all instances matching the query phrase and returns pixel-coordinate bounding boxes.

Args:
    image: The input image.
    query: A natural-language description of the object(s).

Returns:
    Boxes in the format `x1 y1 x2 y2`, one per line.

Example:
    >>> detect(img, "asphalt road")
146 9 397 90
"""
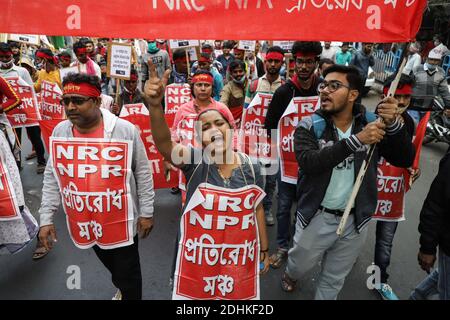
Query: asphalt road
0 91 448 300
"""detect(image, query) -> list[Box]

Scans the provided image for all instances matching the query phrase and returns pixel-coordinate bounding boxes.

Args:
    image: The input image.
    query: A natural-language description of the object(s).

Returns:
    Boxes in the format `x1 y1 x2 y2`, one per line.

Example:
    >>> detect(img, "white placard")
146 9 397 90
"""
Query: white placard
238 40 256 52
108 42 132 80
169 40 200 49
8 34 40 45
273 41 295 51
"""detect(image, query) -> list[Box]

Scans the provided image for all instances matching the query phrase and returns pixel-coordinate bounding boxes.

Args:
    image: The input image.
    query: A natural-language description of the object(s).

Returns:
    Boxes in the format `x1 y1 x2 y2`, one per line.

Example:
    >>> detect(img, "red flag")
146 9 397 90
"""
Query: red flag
0 1 426 42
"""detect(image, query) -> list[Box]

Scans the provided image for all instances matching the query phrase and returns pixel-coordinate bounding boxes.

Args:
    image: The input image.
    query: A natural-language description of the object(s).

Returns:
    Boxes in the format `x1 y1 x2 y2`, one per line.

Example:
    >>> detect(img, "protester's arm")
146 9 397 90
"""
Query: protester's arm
20 69 34 87
144 60 190 167
437 76 450 109
39 157 61 227
418 154 449 258
0 77 21 113
219 84 231 106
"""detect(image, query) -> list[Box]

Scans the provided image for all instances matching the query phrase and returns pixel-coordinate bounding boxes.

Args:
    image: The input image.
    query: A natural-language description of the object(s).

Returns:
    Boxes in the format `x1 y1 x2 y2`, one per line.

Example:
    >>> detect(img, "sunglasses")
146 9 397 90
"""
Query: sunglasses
60 96 93 106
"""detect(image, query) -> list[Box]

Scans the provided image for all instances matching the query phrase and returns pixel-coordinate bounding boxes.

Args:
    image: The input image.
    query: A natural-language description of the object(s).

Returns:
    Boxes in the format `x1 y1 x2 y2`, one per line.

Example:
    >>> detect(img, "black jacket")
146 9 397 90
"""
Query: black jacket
294 104 415 232
264 75 321 132
419 147 450 256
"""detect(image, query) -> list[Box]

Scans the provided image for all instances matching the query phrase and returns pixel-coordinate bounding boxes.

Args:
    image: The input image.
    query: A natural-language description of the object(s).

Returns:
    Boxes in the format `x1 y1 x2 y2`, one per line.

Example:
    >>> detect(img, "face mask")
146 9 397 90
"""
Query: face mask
232 75 246 85
0 59 14 69
148 42 159 53
425 63 437 71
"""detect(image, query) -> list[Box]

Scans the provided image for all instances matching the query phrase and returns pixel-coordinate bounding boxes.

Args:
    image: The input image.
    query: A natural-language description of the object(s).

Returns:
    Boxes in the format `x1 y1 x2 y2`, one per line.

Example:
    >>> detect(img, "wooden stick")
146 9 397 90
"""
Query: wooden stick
336 45 408 236
115 78 120 104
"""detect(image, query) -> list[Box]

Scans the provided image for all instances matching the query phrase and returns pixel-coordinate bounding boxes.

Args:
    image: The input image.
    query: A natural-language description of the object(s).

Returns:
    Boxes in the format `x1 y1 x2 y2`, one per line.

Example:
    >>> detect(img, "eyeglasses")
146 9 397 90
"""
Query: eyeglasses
60 96 92 106
317 80 352 93
295 58 317 66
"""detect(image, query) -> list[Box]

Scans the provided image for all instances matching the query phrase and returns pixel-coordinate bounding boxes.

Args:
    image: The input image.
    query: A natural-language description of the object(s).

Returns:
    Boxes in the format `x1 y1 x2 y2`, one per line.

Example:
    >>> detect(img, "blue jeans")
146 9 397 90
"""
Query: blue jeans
276 173 297 250
410 249 450 300
374 221 398 283
263 172 277 216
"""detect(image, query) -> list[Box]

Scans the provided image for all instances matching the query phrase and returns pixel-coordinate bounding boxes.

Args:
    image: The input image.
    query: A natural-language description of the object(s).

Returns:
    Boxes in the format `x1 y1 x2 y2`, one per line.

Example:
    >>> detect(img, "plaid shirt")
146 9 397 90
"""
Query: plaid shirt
412 64 450 109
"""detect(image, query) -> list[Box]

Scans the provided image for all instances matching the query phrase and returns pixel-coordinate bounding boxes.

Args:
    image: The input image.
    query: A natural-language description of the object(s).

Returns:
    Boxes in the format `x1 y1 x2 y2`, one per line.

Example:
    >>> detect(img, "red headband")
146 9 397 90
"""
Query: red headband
383 84 412 96
289 61 295 69
129 73 138 81
36 51 58 64
202 48 213 54
295 53 318 59
266 52 284 62
74 47 87 55
192 74 214 84
63 82 101 97
0 50 13 56
198 55 210 63
59 55 71 62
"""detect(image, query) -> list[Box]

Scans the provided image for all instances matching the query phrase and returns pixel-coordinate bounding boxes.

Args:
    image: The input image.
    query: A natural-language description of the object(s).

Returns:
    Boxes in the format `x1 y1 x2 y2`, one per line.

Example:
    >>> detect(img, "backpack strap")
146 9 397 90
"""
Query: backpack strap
312 111 377 139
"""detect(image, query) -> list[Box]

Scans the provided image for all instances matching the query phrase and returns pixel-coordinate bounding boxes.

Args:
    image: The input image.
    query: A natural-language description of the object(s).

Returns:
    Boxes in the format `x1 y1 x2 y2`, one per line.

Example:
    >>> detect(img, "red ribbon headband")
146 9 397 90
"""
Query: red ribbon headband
192 74 214 84
63 82 101 97
266 52 284 62
74 47 87 55
129 74 138 81
36 51 58 64
383 84 413 96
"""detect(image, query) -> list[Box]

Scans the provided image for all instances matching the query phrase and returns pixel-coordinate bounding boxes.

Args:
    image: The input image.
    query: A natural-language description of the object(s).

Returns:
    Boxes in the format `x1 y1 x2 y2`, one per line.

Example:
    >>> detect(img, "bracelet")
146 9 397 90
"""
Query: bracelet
260 248 269 253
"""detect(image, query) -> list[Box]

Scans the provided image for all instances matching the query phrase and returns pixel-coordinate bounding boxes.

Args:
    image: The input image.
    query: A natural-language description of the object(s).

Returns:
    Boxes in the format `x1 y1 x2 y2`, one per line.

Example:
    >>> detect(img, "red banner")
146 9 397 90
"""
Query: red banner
0 1 426 41
173 183 265 300
119 103 178 189
50 137 134 249
4 78 40 128
165 84 192 115
239 93 274 164
40 81 65 120
372 112 429 222
39 119 65 152
0 155 21 221
278 96 319 184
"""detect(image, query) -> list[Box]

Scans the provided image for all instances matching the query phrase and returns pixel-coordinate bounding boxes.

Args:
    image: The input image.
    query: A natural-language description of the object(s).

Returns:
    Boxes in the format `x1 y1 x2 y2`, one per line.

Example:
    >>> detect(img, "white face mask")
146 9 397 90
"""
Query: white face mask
0 59 14 69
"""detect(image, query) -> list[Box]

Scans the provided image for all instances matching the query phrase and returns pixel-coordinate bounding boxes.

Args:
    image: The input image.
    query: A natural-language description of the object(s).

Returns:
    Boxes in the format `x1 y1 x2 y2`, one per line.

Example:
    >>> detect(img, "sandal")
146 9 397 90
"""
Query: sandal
269 248 287 269
281 272 297 292
32 243 49 260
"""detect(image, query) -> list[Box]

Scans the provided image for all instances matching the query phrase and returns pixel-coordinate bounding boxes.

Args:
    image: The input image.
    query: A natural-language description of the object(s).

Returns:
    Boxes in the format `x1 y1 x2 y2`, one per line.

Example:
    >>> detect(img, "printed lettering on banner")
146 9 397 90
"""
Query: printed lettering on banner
40 80 65 120
173 183 265 300
50 137 134 249
278 96 319 184
165 84 192 115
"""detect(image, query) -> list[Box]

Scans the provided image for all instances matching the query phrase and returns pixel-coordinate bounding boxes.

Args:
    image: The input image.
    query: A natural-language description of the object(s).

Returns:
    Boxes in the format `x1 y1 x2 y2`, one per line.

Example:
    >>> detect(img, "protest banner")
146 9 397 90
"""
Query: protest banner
119 103 178 189
372 111 430 222
173 183 265 300
0 1 426 42
238 40 256 52
239 93 274 164
0 155 21 221
164 84 192 115
39 118 65 152
8 34 40 45
278 96 319 184
40 80 65 120
107 42 132 80
4 77 41 128
169 40 200 49
50 137 134 249
273 41 294 51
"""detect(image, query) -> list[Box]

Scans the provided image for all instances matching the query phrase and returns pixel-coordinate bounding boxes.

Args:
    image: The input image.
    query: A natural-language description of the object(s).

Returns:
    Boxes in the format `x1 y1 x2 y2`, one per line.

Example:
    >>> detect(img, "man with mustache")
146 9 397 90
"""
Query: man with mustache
281 65 415 299
38 73 155 300
264 41 323 269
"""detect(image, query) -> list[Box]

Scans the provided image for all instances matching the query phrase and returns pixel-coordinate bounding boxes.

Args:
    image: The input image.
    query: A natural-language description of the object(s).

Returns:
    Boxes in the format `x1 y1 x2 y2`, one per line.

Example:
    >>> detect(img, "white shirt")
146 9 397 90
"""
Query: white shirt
403 53 422 75
321 47 337 62
100 94 114 111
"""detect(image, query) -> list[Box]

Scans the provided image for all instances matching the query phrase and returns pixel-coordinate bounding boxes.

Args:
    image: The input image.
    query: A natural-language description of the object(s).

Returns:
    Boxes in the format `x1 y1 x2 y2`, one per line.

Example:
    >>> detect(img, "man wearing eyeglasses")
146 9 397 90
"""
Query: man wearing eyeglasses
38 73 155 300
264 41 323 270
281 65 415 299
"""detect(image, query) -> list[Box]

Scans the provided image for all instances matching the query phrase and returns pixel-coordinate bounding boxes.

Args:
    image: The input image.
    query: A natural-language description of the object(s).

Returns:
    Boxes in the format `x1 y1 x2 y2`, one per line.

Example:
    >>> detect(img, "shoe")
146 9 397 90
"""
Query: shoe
171 187 181 195
376 283 399 300
26 151 37 160
265 213 275 226
269 248 288 269
32 242 50 260
112 289 122 300
36 163 46 174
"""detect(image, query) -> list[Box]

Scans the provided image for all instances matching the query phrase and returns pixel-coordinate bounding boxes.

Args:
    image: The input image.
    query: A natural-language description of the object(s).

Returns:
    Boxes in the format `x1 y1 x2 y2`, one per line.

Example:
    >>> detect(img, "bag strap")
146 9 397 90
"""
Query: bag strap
312 111 377 139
